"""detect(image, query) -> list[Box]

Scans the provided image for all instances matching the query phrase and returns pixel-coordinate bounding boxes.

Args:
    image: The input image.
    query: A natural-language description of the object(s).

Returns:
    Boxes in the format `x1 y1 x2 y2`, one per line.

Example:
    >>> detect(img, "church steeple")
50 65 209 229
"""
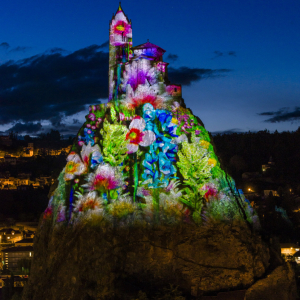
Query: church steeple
108 3 132 100
117 2 123 13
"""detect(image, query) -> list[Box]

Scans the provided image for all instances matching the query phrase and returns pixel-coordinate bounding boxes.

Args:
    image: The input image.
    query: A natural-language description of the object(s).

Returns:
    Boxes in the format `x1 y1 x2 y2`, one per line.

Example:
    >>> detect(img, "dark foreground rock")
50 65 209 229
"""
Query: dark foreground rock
245 264 297 300
21 217 297 300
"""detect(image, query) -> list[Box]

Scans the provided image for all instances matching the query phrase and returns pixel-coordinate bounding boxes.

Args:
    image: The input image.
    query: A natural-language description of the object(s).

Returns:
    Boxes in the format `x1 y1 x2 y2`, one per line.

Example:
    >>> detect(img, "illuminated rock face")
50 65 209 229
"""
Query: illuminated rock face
22 6 297 300
43 4 257 228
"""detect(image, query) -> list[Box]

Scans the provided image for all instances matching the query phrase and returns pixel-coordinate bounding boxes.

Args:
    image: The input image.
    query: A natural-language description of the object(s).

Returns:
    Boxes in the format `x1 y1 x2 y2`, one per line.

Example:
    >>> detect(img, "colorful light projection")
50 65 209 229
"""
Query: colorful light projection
45 5 258 228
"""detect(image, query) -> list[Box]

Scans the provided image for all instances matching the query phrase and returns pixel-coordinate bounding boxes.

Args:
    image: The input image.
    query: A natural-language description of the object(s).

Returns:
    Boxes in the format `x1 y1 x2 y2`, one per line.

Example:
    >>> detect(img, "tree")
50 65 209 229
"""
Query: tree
24 135 32 142
229 155 247 176
47 129 61 141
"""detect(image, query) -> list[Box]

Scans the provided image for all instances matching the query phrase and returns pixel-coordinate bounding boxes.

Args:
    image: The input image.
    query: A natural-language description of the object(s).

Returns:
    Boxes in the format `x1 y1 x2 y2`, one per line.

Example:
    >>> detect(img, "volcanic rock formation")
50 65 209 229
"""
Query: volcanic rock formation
22 4 296 300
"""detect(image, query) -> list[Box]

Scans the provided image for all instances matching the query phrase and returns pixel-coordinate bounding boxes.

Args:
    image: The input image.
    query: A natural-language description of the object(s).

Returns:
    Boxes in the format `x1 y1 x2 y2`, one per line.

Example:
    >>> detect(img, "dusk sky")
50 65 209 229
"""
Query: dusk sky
0 0 299 136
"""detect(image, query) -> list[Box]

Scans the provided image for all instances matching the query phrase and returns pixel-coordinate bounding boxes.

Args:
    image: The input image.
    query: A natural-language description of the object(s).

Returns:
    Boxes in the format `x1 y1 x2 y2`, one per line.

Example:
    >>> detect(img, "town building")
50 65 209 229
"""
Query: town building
1 275 28 287
262 156 275 172
15 238 34 247
280 243 299 257
1 246 33 272
263 190 279 197
23 143 34 157
0 228 23 244
4 155 17 165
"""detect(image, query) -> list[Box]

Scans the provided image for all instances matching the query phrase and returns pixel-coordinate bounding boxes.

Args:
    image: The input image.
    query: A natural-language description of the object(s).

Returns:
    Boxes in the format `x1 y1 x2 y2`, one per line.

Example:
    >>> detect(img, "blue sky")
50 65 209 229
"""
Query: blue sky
0 0 299 135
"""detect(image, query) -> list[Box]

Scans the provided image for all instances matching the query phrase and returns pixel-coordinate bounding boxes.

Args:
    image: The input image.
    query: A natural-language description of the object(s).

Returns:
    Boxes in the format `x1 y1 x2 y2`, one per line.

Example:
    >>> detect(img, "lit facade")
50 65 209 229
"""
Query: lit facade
1 246 33 272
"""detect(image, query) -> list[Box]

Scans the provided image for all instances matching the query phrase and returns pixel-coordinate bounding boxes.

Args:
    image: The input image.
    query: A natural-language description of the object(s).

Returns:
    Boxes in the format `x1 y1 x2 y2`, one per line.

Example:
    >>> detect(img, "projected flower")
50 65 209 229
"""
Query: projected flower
80 142 103 169
56 205 66 223
88 113 96 121
65 143 103 181
64 153 86 181
126 116 156 154
78 128 95 146
158 152 176 175
208 158 217 167
113 20 131 35
126 94 163 110
74 192 103 213
43 206 53 220
200 140 210 149
84 164 122 194
204 187 218 201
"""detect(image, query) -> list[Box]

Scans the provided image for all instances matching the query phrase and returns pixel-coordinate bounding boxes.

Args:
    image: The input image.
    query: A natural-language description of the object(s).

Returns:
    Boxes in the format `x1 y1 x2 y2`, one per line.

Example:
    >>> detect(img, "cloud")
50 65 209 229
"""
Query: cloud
0 43 231 130
258 107 300 123
73 119 79 124
9 46 32 53
47 47 67 54
0 44 109 125
212 50 236 59
6 122 43 134
0 42 10 50
99 40 109 50
168 67 232 86
210 128 242 135
165 53 178 62
49 115 66 127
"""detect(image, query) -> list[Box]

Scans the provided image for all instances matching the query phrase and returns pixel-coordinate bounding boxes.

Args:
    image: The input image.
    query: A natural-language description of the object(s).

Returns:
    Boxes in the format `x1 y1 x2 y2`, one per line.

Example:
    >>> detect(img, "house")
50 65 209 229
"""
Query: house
23 143 34 157
4 155 17 165
264 190 279 197
293 251 300 264
1 246 33 272
280 243 299 257
0 228 23 243
15 238 34 247
14 222 38 233
22 230 35 239
262 156 275 172
1 275 28 287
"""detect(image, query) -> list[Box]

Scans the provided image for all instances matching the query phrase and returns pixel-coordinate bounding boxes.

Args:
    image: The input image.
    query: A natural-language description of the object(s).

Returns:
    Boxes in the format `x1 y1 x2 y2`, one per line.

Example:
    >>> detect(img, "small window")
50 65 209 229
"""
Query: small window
174 88 177 92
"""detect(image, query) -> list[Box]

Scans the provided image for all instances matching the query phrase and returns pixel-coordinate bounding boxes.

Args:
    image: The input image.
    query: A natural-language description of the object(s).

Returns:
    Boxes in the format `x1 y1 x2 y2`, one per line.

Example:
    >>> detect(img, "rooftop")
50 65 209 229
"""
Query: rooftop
280 243 299 248
131 41 166 53
15 238 34 244
0 228 22 234
1 246 33 253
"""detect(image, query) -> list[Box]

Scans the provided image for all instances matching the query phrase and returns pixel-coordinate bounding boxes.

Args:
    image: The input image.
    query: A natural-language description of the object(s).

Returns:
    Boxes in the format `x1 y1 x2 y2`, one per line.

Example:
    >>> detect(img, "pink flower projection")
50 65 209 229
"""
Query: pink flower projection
126 95 163 110
113 20 131 35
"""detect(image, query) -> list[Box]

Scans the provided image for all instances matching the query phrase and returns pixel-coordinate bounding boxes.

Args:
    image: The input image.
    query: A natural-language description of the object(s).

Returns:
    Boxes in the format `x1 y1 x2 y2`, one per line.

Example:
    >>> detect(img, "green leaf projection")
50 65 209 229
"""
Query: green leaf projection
45 4 258 228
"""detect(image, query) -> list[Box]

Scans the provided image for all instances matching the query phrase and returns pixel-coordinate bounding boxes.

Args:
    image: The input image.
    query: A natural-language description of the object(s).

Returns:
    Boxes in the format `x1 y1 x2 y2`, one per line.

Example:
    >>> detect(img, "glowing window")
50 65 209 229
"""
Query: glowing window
29 252 32 257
